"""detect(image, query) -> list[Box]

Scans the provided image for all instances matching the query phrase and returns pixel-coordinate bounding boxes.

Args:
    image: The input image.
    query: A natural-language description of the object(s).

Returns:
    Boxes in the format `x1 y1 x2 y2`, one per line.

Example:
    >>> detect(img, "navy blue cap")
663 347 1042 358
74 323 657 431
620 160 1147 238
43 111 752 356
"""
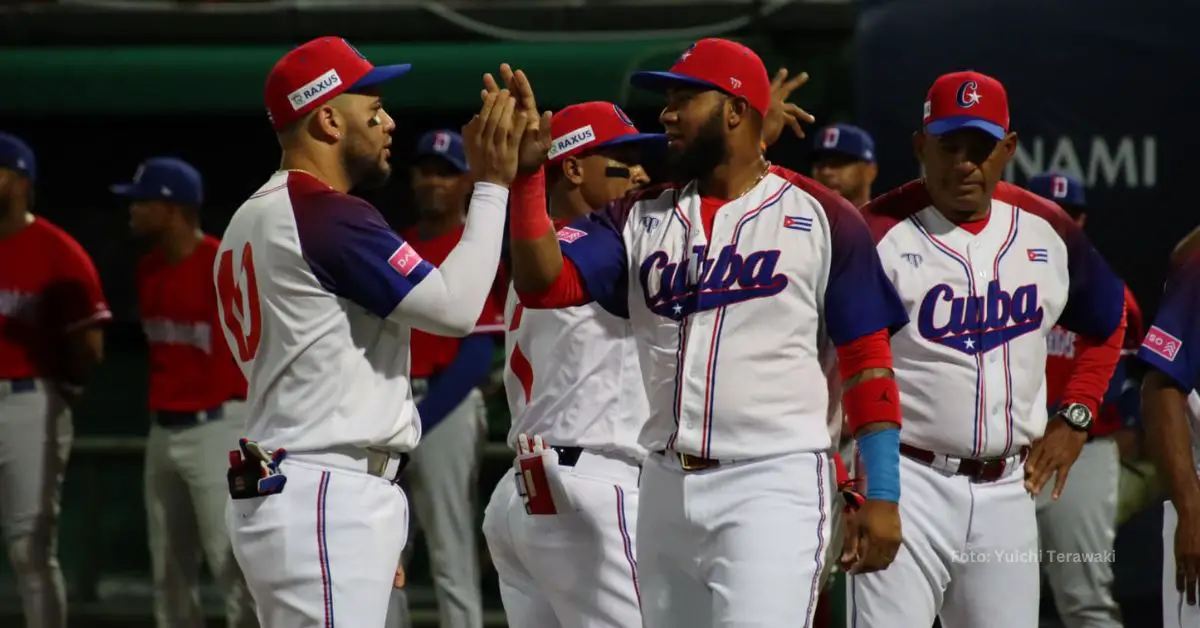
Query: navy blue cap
1028 172 1086 207
812 124 875 163
0 133 36 183
110 157 204 207
414 130 468 173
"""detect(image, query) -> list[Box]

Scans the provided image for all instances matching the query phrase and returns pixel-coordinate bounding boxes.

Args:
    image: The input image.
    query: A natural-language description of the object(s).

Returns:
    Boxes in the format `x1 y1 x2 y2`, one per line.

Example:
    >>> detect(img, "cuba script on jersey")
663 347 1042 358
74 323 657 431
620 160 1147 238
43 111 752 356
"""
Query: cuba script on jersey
918 279 1044 355
554 166 909 460
863 180 1124 460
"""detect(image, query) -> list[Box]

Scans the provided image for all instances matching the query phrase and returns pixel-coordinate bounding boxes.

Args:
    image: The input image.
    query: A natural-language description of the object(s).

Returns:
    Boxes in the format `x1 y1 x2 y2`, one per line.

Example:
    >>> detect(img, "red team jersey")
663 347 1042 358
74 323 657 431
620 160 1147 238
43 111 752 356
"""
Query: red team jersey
138 235 246 411
1045 285 1143 437
0 217 111 379
399 224 506 377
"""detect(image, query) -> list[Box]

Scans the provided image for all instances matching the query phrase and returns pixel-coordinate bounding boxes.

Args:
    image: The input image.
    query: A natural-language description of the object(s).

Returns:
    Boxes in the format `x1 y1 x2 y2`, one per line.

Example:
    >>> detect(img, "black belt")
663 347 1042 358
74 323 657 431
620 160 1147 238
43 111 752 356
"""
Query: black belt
3 379 37 394
551 446 583 467
153 405 224 428
900 443 1029 483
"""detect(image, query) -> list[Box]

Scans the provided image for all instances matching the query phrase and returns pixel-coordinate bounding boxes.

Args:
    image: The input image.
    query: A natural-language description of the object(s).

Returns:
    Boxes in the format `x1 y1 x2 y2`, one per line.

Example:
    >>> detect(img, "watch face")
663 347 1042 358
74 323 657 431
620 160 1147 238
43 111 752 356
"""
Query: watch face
1067 404 1090 427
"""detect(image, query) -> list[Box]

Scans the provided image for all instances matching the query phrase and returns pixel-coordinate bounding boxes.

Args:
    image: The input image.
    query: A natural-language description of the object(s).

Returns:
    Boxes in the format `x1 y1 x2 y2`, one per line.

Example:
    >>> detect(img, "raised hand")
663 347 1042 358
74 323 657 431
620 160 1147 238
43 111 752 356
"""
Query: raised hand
762 68 817 148
462 90 530 187
483 64 552 173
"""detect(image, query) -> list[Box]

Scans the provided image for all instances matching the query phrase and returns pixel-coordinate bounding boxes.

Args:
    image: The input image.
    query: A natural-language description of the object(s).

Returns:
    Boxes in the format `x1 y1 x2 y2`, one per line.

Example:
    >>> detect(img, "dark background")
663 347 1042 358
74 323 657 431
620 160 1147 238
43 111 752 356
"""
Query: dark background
0 0 1190 625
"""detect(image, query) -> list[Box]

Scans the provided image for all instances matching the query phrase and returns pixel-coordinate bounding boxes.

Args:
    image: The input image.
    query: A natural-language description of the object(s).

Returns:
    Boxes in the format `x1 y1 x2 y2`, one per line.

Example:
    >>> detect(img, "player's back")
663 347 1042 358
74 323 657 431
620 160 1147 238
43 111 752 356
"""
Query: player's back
215 171 419 454
504 282 649 462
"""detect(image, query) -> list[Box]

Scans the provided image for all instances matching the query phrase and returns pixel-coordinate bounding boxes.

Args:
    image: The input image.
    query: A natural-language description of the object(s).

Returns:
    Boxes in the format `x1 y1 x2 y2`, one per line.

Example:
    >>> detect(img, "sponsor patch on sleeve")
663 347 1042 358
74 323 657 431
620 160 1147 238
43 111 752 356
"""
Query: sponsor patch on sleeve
556 227 587 244
1142 325 1182 362
388 242 425 276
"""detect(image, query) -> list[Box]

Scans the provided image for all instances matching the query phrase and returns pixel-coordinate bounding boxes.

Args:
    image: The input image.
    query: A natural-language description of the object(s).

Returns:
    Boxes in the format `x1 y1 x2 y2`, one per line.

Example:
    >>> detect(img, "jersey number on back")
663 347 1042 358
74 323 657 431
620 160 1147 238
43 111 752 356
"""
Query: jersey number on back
216 243 263 361
508 303 534 403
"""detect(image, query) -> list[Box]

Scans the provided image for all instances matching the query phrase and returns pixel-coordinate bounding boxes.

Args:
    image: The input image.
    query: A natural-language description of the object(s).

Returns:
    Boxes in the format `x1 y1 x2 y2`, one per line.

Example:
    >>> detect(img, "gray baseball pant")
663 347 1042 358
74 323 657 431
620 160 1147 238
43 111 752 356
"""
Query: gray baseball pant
386 387 486 628
0 379 71 628
1035 437 1123 628
145 400 257 628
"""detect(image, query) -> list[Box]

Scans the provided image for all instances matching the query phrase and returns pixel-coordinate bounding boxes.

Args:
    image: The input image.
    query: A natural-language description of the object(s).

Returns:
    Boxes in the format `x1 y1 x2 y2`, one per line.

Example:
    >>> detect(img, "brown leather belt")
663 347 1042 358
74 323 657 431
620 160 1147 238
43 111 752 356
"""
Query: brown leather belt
900 443 1030 483
656 450 720 472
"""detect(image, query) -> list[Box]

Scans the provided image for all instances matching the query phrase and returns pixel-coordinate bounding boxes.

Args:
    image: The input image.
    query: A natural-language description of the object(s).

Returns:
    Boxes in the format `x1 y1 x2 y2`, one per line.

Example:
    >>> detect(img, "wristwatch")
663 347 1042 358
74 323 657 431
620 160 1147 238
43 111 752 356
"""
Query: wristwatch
1057 402 1094 432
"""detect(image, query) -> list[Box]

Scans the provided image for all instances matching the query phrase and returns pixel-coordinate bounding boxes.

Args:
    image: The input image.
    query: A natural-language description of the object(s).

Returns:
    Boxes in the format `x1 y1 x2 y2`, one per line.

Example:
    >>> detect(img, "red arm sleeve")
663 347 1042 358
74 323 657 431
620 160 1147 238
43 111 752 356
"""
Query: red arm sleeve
832 451 851 486
835 329 902 432
515 259 591 308
1062 301 1127 418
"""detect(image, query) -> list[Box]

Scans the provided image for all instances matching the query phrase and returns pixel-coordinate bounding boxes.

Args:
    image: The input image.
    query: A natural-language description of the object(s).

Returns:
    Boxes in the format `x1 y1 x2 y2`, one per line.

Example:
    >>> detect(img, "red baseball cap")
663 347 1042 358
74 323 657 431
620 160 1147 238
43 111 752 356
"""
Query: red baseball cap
923 70 1010 140
547 102 665 164
629 38 771 117
264 37 411 131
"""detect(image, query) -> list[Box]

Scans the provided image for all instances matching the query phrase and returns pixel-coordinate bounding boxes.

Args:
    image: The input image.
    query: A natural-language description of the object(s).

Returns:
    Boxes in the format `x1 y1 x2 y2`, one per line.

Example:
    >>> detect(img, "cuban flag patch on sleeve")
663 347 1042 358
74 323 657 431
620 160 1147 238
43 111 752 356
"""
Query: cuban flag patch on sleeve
783 215 813 232
1026 248 1049 263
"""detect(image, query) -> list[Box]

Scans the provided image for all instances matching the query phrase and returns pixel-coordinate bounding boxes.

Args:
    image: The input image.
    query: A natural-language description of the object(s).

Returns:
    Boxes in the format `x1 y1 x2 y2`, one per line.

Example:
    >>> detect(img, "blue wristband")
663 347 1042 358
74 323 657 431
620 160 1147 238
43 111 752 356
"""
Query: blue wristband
857 428 901 502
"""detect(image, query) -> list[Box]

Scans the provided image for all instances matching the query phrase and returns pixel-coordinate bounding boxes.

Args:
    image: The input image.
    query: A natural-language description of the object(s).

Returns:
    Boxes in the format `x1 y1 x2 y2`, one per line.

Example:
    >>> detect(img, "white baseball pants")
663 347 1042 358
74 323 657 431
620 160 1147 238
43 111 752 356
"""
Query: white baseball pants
1036 437 1122 628
0 380 71 628
637 450 831 628
229 452 409 628
145 401 256 628
482 448 642 628
850 452 1039 628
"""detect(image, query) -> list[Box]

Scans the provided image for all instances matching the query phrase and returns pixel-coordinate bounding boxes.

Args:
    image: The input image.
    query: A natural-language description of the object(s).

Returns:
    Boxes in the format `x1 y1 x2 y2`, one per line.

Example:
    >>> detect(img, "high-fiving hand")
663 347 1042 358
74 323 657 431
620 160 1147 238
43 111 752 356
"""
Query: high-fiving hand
462 89 530 187
482 64 553 173
762 68 816 148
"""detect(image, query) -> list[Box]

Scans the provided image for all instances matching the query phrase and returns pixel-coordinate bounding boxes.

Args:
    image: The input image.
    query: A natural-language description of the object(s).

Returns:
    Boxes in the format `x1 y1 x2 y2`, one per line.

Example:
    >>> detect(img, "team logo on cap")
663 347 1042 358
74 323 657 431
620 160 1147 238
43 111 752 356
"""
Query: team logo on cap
548 125 596 160
288 69 343 111
613 105 634 128
679 43 696 62
1051 175 1069 199
956 80 982 109
821 127 840 148
433 132 452 153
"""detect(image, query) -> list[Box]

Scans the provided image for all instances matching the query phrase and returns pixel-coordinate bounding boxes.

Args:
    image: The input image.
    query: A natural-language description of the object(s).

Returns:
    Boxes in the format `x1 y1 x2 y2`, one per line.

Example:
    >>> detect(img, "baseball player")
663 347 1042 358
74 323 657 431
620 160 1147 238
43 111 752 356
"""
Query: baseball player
1030 171 1142 628
111 156 257 628
493 38 910 627
213 37 526 627
1139 229 1200 627
806 121 880 628
390 129 506 628
480 100 662 627
0 132 110 627
851 71 1127 628
810 123 878 210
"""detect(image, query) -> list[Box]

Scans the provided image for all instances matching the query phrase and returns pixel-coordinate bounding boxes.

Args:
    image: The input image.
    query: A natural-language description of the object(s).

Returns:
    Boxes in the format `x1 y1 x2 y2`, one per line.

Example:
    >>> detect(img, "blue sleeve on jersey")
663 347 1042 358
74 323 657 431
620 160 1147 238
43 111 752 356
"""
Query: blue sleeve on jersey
293 192 435 319
1055 226 1125 342
416 334 495 433
1137 255 1200 392
823 198 910 345
559 207 630 319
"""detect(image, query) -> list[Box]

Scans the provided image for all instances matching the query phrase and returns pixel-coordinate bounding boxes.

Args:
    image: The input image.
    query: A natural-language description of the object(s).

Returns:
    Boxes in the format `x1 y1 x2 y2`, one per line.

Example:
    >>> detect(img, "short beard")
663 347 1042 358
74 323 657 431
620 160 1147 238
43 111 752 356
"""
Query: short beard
665 107 728 184
342 135 391 191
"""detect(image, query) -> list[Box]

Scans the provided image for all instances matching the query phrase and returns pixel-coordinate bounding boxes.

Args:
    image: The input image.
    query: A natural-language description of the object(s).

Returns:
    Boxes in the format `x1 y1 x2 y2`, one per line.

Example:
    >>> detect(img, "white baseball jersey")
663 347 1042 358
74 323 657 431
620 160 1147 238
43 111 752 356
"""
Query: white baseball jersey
552 165 908 460
503 283 650 462
1136 248 1200 472
863 180 1125 459
214 170 508 454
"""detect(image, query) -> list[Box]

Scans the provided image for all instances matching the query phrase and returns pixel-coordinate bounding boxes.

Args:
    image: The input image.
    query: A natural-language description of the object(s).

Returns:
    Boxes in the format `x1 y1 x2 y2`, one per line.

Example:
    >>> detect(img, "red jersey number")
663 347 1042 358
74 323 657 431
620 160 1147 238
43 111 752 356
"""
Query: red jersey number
508 303 534 403
216 243 263 362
